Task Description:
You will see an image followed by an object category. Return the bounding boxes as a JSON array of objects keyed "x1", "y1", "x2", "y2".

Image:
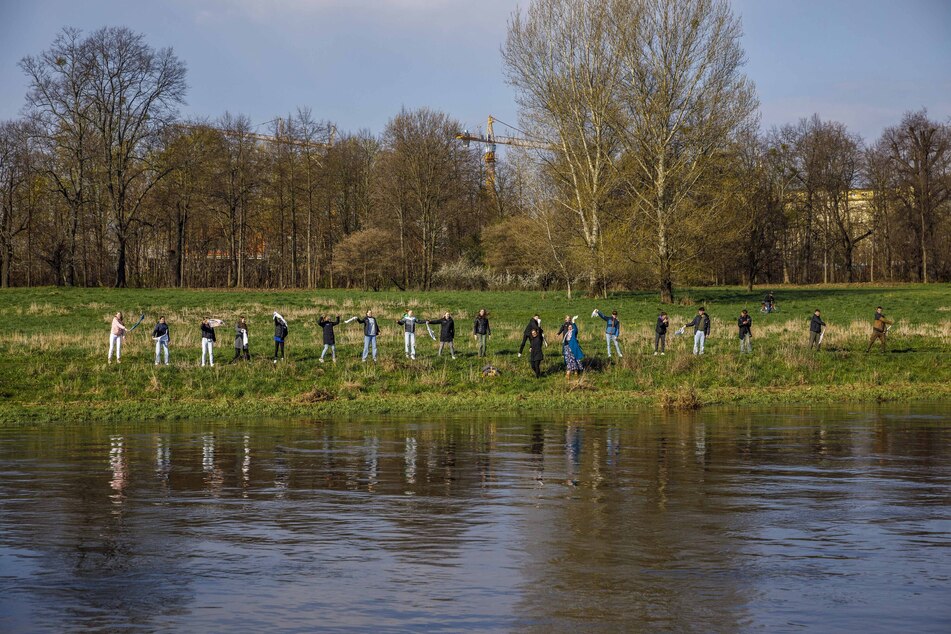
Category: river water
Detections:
[{"x1": 1, "y1": 406, "x2": 949, "y2": 633}]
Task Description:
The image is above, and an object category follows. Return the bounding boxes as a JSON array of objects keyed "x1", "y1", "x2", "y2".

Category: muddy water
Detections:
[{"x1": 1, "y1": 406, "x2": 949, "y2": 632}]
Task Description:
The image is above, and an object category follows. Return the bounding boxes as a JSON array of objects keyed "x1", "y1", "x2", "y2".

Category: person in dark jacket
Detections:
[
  {"x1": 231, "y1": 317, "x2": 250, "y2": 362},
  {"x1": 152, "y1": 316, "x2": 170, "y2": 366},
  {"x1": 428, "y1": 311, "x2": 457, "y2": 358},
  {"x1": 318, "y1": 315, "x2": 340, "y2": 363},
  {"x1": 200, "y1": 318, "x2": 216, "y2": 367},
  {"x1": 272, "y1": 312, "x2": 288, "y2": 363},
  {"x1": 738, "y1": 309, "x2": 752, "y2": 354},
  {"x1": 356, "y1": 310, "x2": 380, "y2": 362},
  {"x1": 528, "y1": 327, "x2": 544, "y2": 378},
  {"x1": 683, "y1": 307, "x2": 711, "y2": 355},
  {"x1": 518, "y1": 314, "x2": 543, "y2": 357},
  {"x1": 654, "y1": 311, "x2": 669, "y2": 355},
  {"x1": 397, "y1": 309, "x2": 423, "y2": 360},
  {"x1": 809, "y1": 309, "x2": 826, "y2": 350},
  {"x1": 866, "y1": 306, "x2": 893, "y2": 353},
  {"x1": 473, "y1": 309, "x2": 491, "y2": 358},
  {"x1": 595, "y1": 309, "x2": 623, "y2": 358}
]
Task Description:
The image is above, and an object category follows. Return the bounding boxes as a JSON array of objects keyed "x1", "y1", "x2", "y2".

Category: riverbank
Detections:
[{"x1": 1, "y1": 285, "x2": 949, "y2": 422}]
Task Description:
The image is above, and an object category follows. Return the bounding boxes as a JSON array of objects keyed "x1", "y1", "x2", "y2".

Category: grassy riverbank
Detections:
[{"x1": 1, "y1": 285, "x2": 949, "y2": 422}]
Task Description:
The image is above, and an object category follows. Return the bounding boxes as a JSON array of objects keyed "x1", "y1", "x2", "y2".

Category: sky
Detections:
[{"x1": 1, "y1": 0, "x2": 949, "y2": 142}]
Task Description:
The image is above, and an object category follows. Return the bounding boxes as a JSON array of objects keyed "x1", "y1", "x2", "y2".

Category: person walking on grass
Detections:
[
  {"x1": 397, "y1": 310, "x2": 422, "y2": 360},
  {"x1": 528, "y1": 327, "x2": 544, "y2": 378},
  {"x1": 272, "y1": 312, "x2": 288, "y2": 364},
  {"x1": 108, "y1": 312, "x2": 127, "y2": 364},
  {"x1": 654, "y1": 311, "x2": 669, "y2": 356},
  {"x1": 561, "y1": 318, "x2": 584, "y2": 379},
  {"x1": 318, "y1": 315, "x2": 340, "y2": 363},
  {"x1": 473, "y1": 309, "x2": 491, "y2": 358},
  {"x1": 594, "y1": 309, "x2": 623, "y2": 358},
  {"x1": 738, "y1": 309, "x2": 752, "y2": 354},
  {"x1": 518, "y1": 314, "x2": 543, "y2": 357},
  {"x1": 200, "y1": 318, "x2": 216, "y2": 367},
  {"x1": 809, "y1": 309, "x2": 826, "y2": 350},
  {"x1": 684, "y1": 307, "x2": 711, "y2": 355},
  {"x1": 866, "y1": 306, "x2": 894, "y2": 353},
  {"x1": 152, "y1": 316, "x2": 170, "y2": 366},
  {"x1": 354, "y1": 310, "x2": 380, "y2": 362},
  {"x1": 428, "y1": 311, "x2": 457, "y2": 358},
  {"x1": 232, "y1": 317, "x2": 250, "y2": 362}
]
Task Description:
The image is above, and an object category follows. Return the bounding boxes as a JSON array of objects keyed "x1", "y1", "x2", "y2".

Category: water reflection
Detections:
[{"x1": 0, "y1": 406, "x2": 950, "y2": 632}]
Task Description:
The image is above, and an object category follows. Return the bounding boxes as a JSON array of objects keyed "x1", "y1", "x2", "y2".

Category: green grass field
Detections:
[{"x1": 0, "y1": 285, "x2": 949, "y2": 422}]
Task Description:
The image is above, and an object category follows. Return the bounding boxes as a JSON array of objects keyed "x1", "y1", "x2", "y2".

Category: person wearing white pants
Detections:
[
  {"x1": 683, "y1": 307, "x2": 711, "y2": 355},
  {"x1": 152, "y1": 316, "x2": 170, "y2": 365},
  {"x1": 108, "y1": 312, "x2": 127, "y2": 364},
  {"x1": 200, "y1": 318, "x2": 216, "y2": 366}
]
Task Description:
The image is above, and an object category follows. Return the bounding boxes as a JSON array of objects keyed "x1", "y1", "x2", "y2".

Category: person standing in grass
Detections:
[
  {"x1": 561, "y1": 318, "x2": 584, "y2": 379},
  {"x1": 318, "y1": 315, "x2": 340, "y2": 363},
  {"x1": 738, "y1": 309, "x2": 752, "y2": 354},
  {"x1": 108, "y1": 312, "x2": 127, "y2": 364},
  {"x1": 200, "y1": 318, "x2": 216, "y2": 367},
  {"x1": 595, "y1": 309, "x2": 623, "y2": 358},
  {"x1": 528, "y1": 327, "x2": 544, "y2": 378},
  {"x1": 518, "y1": 314, "x2": 543, "y2": 357},
  {"x1": 654, "y1": 311, "x2": 669, "y2": 356},
  {"x1": 272, "y1": 312, "x2": 288, "y2": 363},
  {"x1": 473, "y1": 309, "x2": 491, "y2": 358},
  {"x1": 397, "y1": 310, "x2": 422, "y2": 360},
  {"x1": 428, "y1": 311, "x2": 457, "y2": 358},
  {"x1": 809, "y1": 309, "x2": 826, "y2": 350},
  {"x1": 684, "y1": 307, "x2": 711, "y2": 355},
  {"x1": 355, "y1": 310, "x2": 380, "y2": 362},
  {"x1": 866, "y1": 306, "x2": 894, "y2": 353},
  {"x1": 232, "y1": 317, "x2": 250, "y2": 362},
  {"x1": 152, "y1": 316, "x2": 170, "y2": 366}
]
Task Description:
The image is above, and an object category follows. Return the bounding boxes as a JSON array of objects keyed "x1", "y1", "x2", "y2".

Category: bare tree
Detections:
[
  {"x1": 881, "y1": 110, "x2": 951, "y2": 282},
  {"x1": 612, "y1": 0, "x2": 757, "y2": 302},
  {"x1": 504, "y1": 0, "x2": 623, "y2": 297}
]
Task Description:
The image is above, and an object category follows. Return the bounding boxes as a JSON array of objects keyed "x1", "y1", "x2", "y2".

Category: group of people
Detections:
[{"x1": 105, "y1": 303, "x2": 899, "y2": 375}]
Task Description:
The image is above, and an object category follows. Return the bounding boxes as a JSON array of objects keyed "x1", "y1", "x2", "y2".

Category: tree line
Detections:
[{"x1": 1, "y1": 1, "x2": 949, "y2": 301}]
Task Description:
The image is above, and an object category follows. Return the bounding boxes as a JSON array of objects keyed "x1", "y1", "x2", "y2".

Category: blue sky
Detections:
[{"x1": 1, "y1": 0, "x2": 949, "y2": 141}]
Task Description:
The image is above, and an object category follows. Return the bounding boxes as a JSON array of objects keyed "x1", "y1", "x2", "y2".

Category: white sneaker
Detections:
[
  {"x1": 654, "y1": 352, "x2": 658, "y2": 356},
  {"x1": 661, "y1": 352, "x2": 665, "y2": 356},
  {"x1": 451, "y1": 355, "x2": 457, "y2": 359},
  {"x1": 411, "y1": 355, "x2": 415, "y2": 360},
  {"x1": 319, "y1": 358, "x2": 325, "y2": 363}
]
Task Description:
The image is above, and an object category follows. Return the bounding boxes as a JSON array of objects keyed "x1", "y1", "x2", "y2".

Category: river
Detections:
[{"x1": 1, "y1": 405, "x2": 949, "y2": 632}]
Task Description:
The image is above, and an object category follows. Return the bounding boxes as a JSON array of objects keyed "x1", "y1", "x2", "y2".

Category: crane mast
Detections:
[{"x1": 455, "y1": 115, "x2": 551, "y2": 189}]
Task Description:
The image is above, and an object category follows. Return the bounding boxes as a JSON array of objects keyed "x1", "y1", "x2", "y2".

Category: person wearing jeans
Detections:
[
  {"x1": 684, "y1": 307, "x2": 711, "y2": 355},
  {"x1": 108, "y1": 312, "x2": 127, "y2": 364},
  {"x1": 356, "y1": 311, "x2": 380, "y2": 362},
  {"x1": 397, "y1": 310, "x2": 422, "y2": 359},
  {"x1": 595, "y1": 309, "x2": 622, "y2": 358},
  {"x1": 200, "y1": 318, "x2": 216, "y2": 366},
  {"x1": 152, "y1": 316, "x2": 170, "y2": 365}
]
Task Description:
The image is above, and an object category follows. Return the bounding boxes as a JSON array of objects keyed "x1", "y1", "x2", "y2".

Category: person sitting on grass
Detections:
[
  {"x1": 866, "y1": 306, "x2": 894, "y2": 353},
  {"x1": 232, "y1": 317, "x2": 250, "y2": 363},
  {"x1": 318, "y1": 315, "x2": 340, "y2": 363},
  {"x1": 809, "y1": 309, "x2": 826, "y2": 351},
  {"x1": 738, "y1": 309, "x2": 752, "y2": 354},
  {"x1": 108, "y1": 312, "x2": 127, "y2": 364},
  {"x1": 561, "y1": 318, "x2": 585, "y2": 380},
  {"x1": 528, "y1": 327, "x2": 544, "y2": 378},
  {"x1": 152, "y1": 316, "x2": 170, "y2": 366},
  {"x1": 428, "y1": 311, "x2": 457, "y2": 359},
  {"x1": 683, "y1": 307, "x2": 711, "y2": 355}
]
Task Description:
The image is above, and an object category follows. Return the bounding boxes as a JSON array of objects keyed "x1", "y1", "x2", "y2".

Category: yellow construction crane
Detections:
[{"x1": 456, "y1": 115, "x2": 550, "y2": 189}]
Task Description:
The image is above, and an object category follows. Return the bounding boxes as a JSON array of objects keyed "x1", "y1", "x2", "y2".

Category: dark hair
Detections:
[
  {"x1": 699, "y1": 307, "x2": 706, "y2": 312},
  {"x1": 876, "y1": 306, "x2": 883, "y2": 310},
  {"x1": 741, "y1": 309, "x2": 748, "y2": 315},
  {"x1": 660, "y1": 311, "x2": 667, "y2": 316},
  {"x1": 611, "y1": 310, "x2": 618, "y2": 316},
  {"x1": 815, "y1": 308, "x2": 821, "y2": 313}
]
